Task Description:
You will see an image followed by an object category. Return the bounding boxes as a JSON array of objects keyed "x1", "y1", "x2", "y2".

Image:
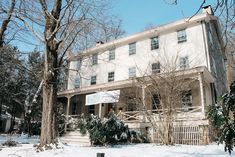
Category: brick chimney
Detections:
[{"x1": 202, "y1": 5, "x2": 214, "y2": 15}]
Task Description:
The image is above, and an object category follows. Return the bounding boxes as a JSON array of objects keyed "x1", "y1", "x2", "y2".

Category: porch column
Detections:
[
  {"x1": 65, "y1": 95, "x2": 72, "y2": 132},
  {"x1": 198, "y1": 72, "x2": 205, "y2": 118},
  {"x1": 142, "y1": 85, "x2": 146, "y2": 108},
  {"x1": 99, "y1": 103, "x2": 102, "y2": 118}
]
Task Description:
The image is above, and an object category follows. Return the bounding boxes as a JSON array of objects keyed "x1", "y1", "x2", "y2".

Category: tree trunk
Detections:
[
  {"x1": 0, "y1": 0, "x2": 15, "y2": 47},
  {"x1": 39, "y1": 47, "x2": 58, "y2": 147}
]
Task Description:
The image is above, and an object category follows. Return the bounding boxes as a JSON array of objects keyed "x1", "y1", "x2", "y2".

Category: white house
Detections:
[{"x1": 58, "y1": 6, "x2": 227, "y2": 145}]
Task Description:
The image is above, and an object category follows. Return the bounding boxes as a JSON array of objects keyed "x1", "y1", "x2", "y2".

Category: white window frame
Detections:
[
  {"x1": 109, "y1": 49, "x2": 115, "y2": 61},
  {"x1": 179, "y1": 56, "x2": 189, "y2": 69},
  {"x1": 177, "y1": 29, "x2": 187, "y2": 43},
  {"x1": 92, "y1": 54, "x2": 98, "y2": 65},
  {"x1": 90, "y1": 75, "x2": 97, "y2": 85},
  {"x1": 151, "y1": 36, "x2": 159, "y2": 50},
  {"x1": 128, "y1": 67, "x2": 136, "y2": 78},
  {"x1": 181, "y1": 90, "x2": 192, "y2": 111},
  {"x1": 152, "y1": 62, "x2": 161, "y2": 73},
  {"x1": 129, "y1": 42, "x2": 136, "y2": 55},
  {"x1": 108, "y1": 71, "x2": 115, "y2": 82},
  {"x1": 74, "y1": 78, "x2": 80, "y2": 88}
]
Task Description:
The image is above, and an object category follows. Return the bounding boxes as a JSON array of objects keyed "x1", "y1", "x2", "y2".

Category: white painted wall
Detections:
[{"x1": 68, "y1": 23, "x2": 208, "y2": 90}]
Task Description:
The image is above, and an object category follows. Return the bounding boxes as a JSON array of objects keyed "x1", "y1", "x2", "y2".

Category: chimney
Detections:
[
  {"x1": 202, "y1": 5, "x2": 214, "y2": 15},
  {"x1": 96, "y1": 41, "x2": 104, "y2": 46}
]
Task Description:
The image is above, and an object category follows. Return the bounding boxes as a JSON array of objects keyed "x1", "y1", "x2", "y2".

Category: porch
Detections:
[{"x1": 58, "y1": 66, "x2": 215, "y2": 144}]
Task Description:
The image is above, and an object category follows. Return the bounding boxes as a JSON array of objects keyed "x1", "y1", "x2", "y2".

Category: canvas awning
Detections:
[{"x1": 85, "y1": 90, "x2": 120, "y2": 106}]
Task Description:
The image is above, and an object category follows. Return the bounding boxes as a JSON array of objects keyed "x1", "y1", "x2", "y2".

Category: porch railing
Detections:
[{"x1": 117, "y1": 106, "x2": 203, "y2": 123}]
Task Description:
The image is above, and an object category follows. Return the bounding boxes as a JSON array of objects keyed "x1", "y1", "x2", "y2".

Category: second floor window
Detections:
[
  {"x1": 151, "y1": 36, "x2": 159, "y2": 50},
  {"x1": 90, "y1": 75, "x2": 97, "y2": 85},
  {"x1": 92, "y1": 54, "x2": 98, "y2": 65},
  {"x1": 179, "y1": 56, "x2": 189, "y2": 69},
  {"x1": 74, "y1": 78, "x2": 80, "y2": 88},
  {"x1": 109, "y1": 49, "x2": 115, "y2": 61},
  {"x1": 177, "y1": 29, "x2": 187, "y2": 43},
  {"x1": 129, "y1": 42, "x2": 136, "y2": 55},
  {"x1": 108, "y1": 72, "x2": 115, "y2": 82},
  {"x1": 152, "y1": 62, "x2": 161, "y2": 73},
  {"x1": 129, "y1": 67, "x2": 136, "y2": 78}
]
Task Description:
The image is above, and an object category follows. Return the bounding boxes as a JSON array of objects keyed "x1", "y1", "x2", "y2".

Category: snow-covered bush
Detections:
[
  {"x1": 207, "y1": 81, "x2": 235, "y2": 154},
  {"x1": 78, "y1": 112, "x2": 149, "y2": 146}
]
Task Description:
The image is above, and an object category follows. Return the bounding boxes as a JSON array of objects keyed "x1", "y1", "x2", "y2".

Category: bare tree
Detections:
[
  {"x1": 0, "y1": 0, "x2": 16, "y2": 47},
  {"x1": 12, "y1": 0, "x2": 123, "y2": 149}
]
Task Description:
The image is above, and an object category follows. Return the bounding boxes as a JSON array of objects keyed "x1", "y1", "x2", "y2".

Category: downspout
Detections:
[{"x1": 201, "y1": 20, "x2": 211, "y2": 72}]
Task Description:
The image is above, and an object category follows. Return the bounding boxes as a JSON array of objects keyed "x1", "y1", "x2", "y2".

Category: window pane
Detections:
[
  {"x1": 177, "y1": 29, "x2": 187, "y2": 43},
  {"x1": 92, "y1": 54, "x2": 98, "y2": 65},
  {"x1": 181, "y1": 90, "x2": 192, "y2": 111},
  {"x1": 90, "y1": 75, "x2": 96, "y2": 85},
  {"x1": 74, "y1": 78, "x2": 80, "y2": 88},
  {"x1": 129, "y1": 42, "x2": 136, "y2": 55},
  {"x1": 108, "y1": 72, "x2": 115, "y2": 82},
  {"x1": 109, "y1": 49, "x2": 115, "y2": 61},
  {"x1": 152, "y1": 62, "x2": 160, "y2": 73},
  {"x1": 179, "y1": 56, "x2": 189, "y2": 69},
  {"x1": 129, "y1": 67, "x2": 136, "y2": 78},
  {"x1": 151, "y1": 37, "x2": 159, "y2": 50}
]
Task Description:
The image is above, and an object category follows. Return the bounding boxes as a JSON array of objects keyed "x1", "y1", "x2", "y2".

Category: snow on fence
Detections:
[{"x1": 151, "y1": 125, "x2": 208, "y2": 145}]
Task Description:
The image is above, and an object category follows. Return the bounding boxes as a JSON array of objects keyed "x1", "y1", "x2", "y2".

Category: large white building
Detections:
[{"x1": 58, "y1": 6, "x2": 227, "y2": 145}]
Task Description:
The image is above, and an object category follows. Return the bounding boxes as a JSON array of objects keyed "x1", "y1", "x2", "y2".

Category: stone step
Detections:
[
  {"x1": 61, "y1": 137, "x2": 90, "y2": 142},
  {"x1": 61, "y1": 139, "x2": 90, "y2": 146}
]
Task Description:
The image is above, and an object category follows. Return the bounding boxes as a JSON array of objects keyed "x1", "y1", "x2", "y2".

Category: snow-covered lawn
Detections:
[{"x1": 0, "y1": 135, "x2": 233, "y2": 157}]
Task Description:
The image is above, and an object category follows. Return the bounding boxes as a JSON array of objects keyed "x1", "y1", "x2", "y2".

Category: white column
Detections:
[
  {"x1": 142, "y1": 85, "x2": 146, "y2": 108},
  {"x1": 99, "y1": 103, "x2": 102, "y2": 118},
  {"x1": 199, "y1": 73, "x2": 205, "y2": 118},
  {"x1": 65, "y1": 95, "x2": 72, "y2": 132}
]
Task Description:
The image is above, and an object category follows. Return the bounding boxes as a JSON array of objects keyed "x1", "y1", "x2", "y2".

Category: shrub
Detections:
[{"x1": 78, "y1": 112, "x2": 149, "y2": 146}]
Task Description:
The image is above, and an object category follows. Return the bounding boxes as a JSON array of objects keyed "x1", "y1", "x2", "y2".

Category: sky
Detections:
[
  {"x1": 113, "y1": 0, "x2": 215, "y2": 35},
  {"x1": 15, "y1": 0, "x2": 216, "y2": 53}
]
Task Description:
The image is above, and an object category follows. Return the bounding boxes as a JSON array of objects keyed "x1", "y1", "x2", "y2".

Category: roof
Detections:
[{"x1": 68, "y1": 13, "x2": 218, "y2": 61}]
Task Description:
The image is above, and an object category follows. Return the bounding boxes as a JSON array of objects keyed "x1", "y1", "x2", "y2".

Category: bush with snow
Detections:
[
  {"x1": 207, "y1": 81, "x2": 235, "y2": 154},
  {"x1": 78, "y1": 112, "x2": 149, "y2": 146}
]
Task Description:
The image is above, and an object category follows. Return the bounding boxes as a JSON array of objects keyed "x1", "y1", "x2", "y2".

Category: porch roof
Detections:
[{"x1": 57, "y1": 66, "x2": 215, "y2": 97}]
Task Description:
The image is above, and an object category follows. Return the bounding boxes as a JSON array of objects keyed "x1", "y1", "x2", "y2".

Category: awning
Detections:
[{"x1": 85, "y1": 90, "x2": 120, "y2": 106}]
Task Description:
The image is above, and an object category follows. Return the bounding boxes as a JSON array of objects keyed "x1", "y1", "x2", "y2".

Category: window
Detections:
[
  {"x1": 151, "y1": 36, "x2": 159, "y2": 50},
  {"x1": 129, "y1": 67, "x2": 136, "y2": 78},
  {"x1": 152, "y1": 94, "x2": 160, "y2": 110},
  {"x1": 109, "y1": 49, "x2": 115, "y2": 61},
  {"x1": 129, "y1": 42, "x2": 136, "y2": 55},
  {"x1": 88, "y1": 105, "x2": 95, "y2": 114},
  {"x1": 108, "y1": 72, "x2": 115, "y2": 82},
  {"x1": 152, "y1": 62, "x2": 161, "y2": 73},
  {"x1": 181, "y1": 90, "x2": 192, "y2": 111},
  {"x1": 74, "y1": 78, "x2": 80, "y2": 88},
  {"x1": 179, "y1": 56, "x2": 189, "y2": 69},
  {"x1": 90, "y1": 75, "x2": 97, "y2": 85},
  {"x1": 177, "y1": 29, "x2": 187, "y2": 43},
  {"x1": 92, "y1": 54, "x2": 98, "y2": 65},
  {"x1": 77, "y1": 60, "x2": 81, "y2": 70}
]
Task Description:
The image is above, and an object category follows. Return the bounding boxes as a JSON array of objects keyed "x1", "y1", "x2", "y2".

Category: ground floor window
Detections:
[
  {"x1": 88, "y1": 105, "x2": 95, "y2": 114},
  {"x1": 181, "y1": 90, "x2": 192, "y2": 111},
  {"x1": 152, "y1": 94, "x2": 160, "y2": 110}
]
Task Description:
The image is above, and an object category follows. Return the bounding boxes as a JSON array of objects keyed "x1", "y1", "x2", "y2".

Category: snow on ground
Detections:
[{"x1": 0, "y1": 135, "x2": 233, "y2": 157}]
